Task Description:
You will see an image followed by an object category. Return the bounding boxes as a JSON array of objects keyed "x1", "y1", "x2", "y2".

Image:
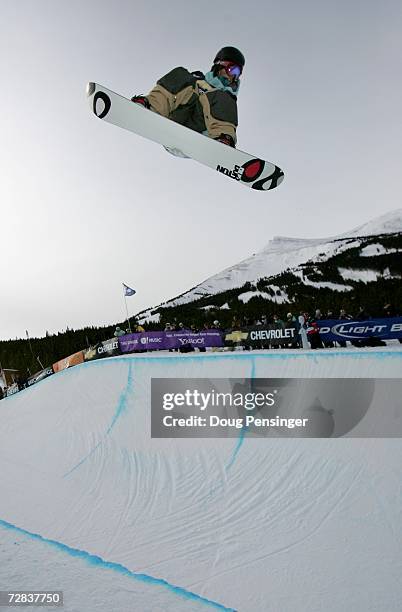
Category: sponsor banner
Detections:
[
  {"x1": 53, "y1": 350, "x2": 84, "y2": 373},
  {"x1": 151, "y1": 378, "x2": 402, "y2": 438},
  {"x1": 119, "y1": 330, "x2": 223, "y2": 353},
  {"x1": 6, "y1": 383, "x2": 19, "y2": 397},
  {"x1": 317, "y1": 317, "x2": 402, "y2": 342},
  {"x1": 83, "y1": 338, "x2": 120, "y2": 361},
  {"x1": 119, "y1": 331, "x2": 165, "y2": 353},
  {"x1": 28, "y1": 366, "x2": 54, "y2": 387},
  {"x1": 83, "y1": 345, "x2": 99, "y2": 361},
  {"x1": 225, "y1": 324, "x2": 298, "y2": 347},
  {"x1": 165, "y1": 330, "x2": 223, "y2": 349}
]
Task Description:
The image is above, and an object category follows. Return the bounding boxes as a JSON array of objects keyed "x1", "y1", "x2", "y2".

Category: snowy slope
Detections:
[
  {"x1": 138, "y1": 208, "x2": 402, "y2": 319},
  {"x1": 1, "y1": 350, "x2": 402, "y2": 611},
  {"x1": 340, "y1": 208, "x2": 402, "y2": 239}
]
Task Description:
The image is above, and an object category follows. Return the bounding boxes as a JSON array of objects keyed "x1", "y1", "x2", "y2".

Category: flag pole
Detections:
[
  {"x1": 124, "y1": 294, "x2": 132, "y2": 333},
  {"x1": 122, "y1": 283, "x2": 137, "y2": 333},
  {"x1": 26, "y1": 330, "x2": 37, "y2": 364}
]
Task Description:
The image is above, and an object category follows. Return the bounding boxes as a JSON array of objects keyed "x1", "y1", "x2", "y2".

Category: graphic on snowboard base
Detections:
[{"x1": 87, "y1": 82, "x2": 284, "y2": 192}]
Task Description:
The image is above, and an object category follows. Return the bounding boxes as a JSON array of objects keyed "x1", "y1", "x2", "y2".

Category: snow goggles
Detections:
[{"x1": 217, "y1": 60, "x2": 243, "y2": 80}]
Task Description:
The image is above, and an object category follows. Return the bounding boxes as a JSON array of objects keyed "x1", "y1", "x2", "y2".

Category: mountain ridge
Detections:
[{"x1": 138, "y1": 208, "x2": 402, "y2": 323}]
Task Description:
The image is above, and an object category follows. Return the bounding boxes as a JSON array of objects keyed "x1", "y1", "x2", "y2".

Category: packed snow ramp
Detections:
[{"x1": 1, "y1": 350, "x2": 402, "y2": 611}]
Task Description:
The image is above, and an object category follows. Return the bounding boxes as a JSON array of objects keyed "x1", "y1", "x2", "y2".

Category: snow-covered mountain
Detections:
[{"x1": 138, "y1": 209, "x2": 402, "y2": 322}]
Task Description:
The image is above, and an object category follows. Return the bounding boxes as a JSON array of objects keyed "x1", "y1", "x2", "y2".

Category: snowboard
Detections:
[{"x1": 86, "y1": 82, "x2": 284, "y2": 191}]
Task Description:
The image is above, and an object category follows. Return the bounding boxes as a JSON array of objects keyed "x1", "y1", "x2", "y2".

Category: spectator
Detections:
[
  {"x1": 114, "y1": 326, "x2": 125, "y2": 337},
  {"x1": 336, "y1": 309, "x2": 352, "y2": 348},
  {"x1": 178, "y1": 322, "x2": 193, "y2": 353},
  {"x1": 315, "y1": 309, "x2": 333, "y2": 348},
  {"x1": 272, "y1": 313, "x2": 284, "y2": 326},
  {"x1": 23, "y1": 371, "x2": 29, "y2": 389},
  {"x1": 164, "y1": 322, "x2": 176, "y2": 352},
  {"x1": 285, "y1": 312, "x2": 299, "y2": 348},
  {"x1": 231, "y1": 315, "x2": 241, "y2": 330},
  {"x1": 271, "y1": 314, "x2": 285, "y2": 348},
  {"x1": 17, "y1": 375, "x2": 24, "y2": 392},
  {"x1": 339, "y1": 308, "x2": 352, "y2": 320},
  {"x1": 298, "y1": 314, "x2": 310, "y2": 349},
  {"x1": 383, "y1": 303, "x2": 396, "y2": 317},
  {"x1": 306, "y1": 316, "x2": 324, "y2": 350},
  {"x1": 356, "y1": 306, "x2": 370, "y2": 320}
]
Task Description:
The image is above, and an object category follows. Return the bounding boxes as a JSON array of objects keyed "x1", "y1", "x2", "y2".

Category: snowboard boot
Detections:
[
  {"x1": 214, "y1": 133, "x2": 235, "y2": 148},
  {"x1": 130, "y1": 95, "x2": 151, "y2": 109}
]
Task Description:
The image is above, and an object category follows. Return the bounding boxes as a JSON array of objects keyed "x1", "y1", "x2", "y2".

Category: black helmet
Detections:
[{"x1": 213, "y1": 46, "x2": 245, "y2": 68}]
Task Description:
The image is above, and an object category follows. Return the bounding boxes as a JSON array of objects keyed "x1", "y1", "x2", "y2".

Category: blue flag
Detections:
[{"x1": 123, "y1": 283, "x2": 136, "y2": 297}]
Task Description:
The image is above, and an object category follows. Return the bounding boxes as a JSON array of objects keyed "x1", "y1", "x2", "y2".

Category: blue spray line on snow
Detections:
[
  {"x1": 106, "y1": 360, "x2": 134, "y2": 434},
  {"x1": 0, "y1": 519, "x2": 235, "y2": 611},
  {"x1": 63, "y1": 440, "x2": 103, "y2": 477},
  {"x1": 63, "y1": 353, "x2": 258, "y2": 478},
  {"x1": 225, "y1": 357, "x2": 256, "y2": 472},
  {"x1": 63, "y1": 361, "x2": 134, "y2": 477}
]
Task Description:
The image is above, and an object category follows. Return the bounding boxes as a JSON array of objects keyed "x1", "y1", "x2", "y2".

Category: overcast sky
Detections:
[{"x1": 1, "y1": 0, "x2": 401, "y2": 340}]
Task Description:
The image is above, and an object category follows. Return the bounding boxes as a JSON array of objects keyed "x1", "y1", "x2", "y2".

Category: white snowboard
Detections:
[{"x1": 87, "y1": 82, "x2": 284, "y2": 192}]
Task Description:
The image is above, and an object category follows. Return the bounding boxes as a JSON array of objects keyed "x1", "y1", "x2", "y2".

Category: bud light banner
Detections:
[
  {"x1": 84, "y1": 338, "x2": 120, "y2": 361},
  {"x1": 317, "y1": 317, "x2": 402, "y2": 342},
  {"x1": 119, "y1": 330, "x2": 223, "y2": 353}
]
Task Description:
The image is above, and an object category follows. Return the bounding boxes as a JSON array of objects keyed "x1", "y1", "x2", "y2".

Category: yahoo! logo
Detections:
[{"x1": 178, "y1": 337, "x2": 205, "y2": 345}]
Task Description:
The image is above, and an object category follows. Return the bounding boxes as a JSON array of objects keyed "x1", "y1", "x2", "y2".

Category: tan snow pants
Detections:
[{"x1": 146, "y1": 80, "x2": 237, "y2": 143}]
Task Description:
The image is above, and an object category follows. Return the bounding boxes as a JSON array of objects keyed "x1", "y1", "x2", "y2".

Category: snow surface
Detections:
[
  {"x1": 293, "y1": 269, "x2": 353, "y2": 292},
  {"x1": 1, "y1": 350, "x2": 402, "y2": 611},
  {"x1": 340, "y1": 208, "x2": 402, "y2": 239},
  {"x1": 338, "y1": 267, "x2": 379, "y2": 283},
  {"x1": 337, "y1": 267, "x2": 401, "y2": 282},
  {"x1": 360, "y1": 243, "x2": 402, "y2": 257},
  {"x1": 237, "y1": 290, "x2": 271, "y2": 303},
  {"x1": 238, "y1": 288, "x2": 290, "y2": 305}
]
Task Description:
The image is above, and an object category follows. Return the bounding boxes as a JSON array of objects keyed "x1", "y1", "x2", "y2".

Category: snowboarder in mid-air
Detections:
[
  {"x1": 87, "y1": 45, "x2": 284, "y2": 190},
  {"x1": 131, "y1": 46, "x2": 245, "y2": 148}
]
